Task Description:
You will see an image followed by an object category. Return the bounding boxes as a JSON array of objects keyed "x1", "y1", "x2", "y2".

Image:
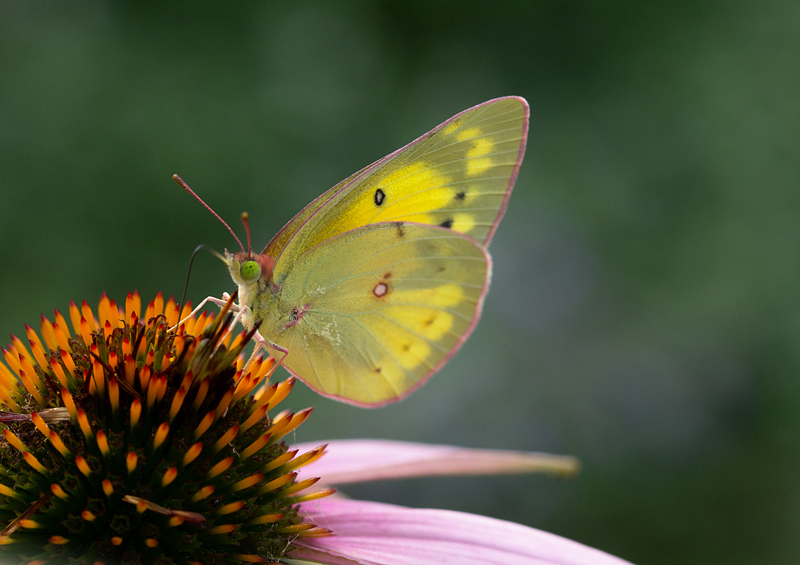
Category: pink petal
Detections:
[
  {"x1": 292, "y1": 498, "x2": 632, "y2": 565},
  {"x1": 293, "y1": 440, "x2": 579, "y2": 485}
]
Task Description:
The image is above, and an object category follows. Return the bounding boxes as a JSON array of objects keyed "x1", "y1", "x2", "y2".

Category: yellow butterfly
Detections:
[{"x1": 178, "y1": 96, "x2": 529, "y2": 407}]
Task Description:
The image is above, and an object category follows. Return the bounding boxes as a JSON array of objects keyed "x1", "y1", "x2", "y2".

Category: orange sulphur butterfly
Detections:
[{"x1": 178, "y1": 96, "x2": 528, "y2": 407}]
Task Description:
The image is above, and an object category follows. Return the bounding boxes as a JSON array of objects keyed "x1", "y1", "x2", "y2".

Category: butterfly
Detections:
[{"x1": 177, "y1": 96, "x2": 529, "y2": 407}]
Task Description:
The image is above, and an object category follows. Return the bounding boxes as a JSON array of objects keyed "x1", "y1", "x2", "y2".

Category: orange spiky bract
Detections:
[{"x1": 0, "y1": 292, "x2": 329, "y2": 564}]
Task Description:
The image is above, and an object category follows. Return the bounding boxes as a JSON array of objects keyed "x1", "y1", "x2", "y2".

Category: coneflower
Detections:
[{"x1": 0, "y1": 291, "x2": 331, "y2": 564}]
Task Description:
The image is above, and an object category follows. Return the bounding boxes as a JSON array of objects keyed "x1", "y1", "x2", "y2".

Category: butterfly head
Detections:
[{"x1": 225, "y1": 251, "x2": 275, "y2": 288}]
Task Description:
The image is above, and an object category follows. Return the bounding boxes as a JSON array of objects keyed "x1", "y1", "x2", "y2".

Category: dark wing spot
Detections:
[
  {"x1": 455, "y1": 191, "x2": 466, "y2": 201},
  {"x1": 374, "y1": 188, "x2": 386, "y2": 206},
  {"x1": 394, "y1": 223, "x2": 406, "y2": 238},
  {"x1": 374, "y1": 366, "x2": 382, "y2": 373},
  {"x1": 439, "y1": 218, "x2": 454, "y2": 229},
  {"x1": 424, "y1": 316, "x2": 437, "y2": 326},
  {"x1": 383, "y1": 272, "x2": 392, "y2": 279},
  {"x1": 285, "y1": 304, "x2": 311, "y2": 329},
  {"x1": 436, "y1": 265, "x2": 446, "y2": 273},
  {"x1": 402, "y1": 343, "x2": 411, "y2": 352},
  {"x1": 373, "y1": 281, "x2": 390, "y2": 298}
]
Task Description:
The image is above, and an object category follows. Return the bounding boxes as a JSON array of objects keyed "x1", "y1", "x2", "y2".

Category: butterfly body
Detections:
[{"x1": 217, "y1": 96, "x2": 529, "y2": 407}]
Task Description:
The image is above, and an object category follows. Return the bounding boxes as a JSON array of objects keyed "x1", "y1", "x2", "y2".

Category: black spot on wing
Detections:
[
  {"x1": 439, "y1": 218, "x2": 454, "y2": 229},
  {"x1": 455, "y1": 191, "x2": 466, "y2": 201},
  {"x1": 374, "y1": 188, "x2": 386, "y2": 206},
  {"x1": 394, "y1": 222, "x2": 406, "y2": 239}
]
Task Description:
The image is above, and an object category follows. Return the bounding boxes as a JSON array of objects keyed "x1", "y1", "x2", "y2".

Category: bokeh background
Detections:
[{"x1": 1, "y1": 2, "x2": 798, "y2": 563}]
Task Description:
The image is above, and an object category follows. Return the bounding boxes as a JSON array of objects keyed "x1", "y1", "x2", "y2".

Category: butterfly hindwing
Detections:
[{"x1": 255, "y1": 222, "x2": 490, "y2": 406}]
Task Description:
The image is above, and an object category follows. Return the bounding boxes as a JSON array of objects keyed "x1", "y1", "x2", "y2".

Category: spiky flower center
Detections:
[{"x1": 0, "y1": 292, "x2": 331, "y2": 564}]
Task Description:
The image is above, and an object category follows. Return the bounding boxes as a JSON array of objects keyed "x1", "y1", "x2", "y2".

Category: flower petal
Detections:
[
  {"x1": 292, "y1": 498, "x2": 631, "y2": 565},
  {"x1": 293, "y1": 440, "x2": 578, "y2": 485}
]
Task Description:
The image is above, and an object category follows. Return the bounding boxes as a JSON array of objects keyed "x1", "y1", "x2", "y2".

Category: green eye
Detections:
[{"x1": 240, "y1": 260, "x2": 261, "y2": 282}]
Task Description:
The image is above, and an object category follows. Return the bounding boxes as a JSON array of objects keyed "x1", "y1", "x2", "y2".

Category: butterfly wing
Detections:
[
  {"x1": 267, "y1": 96, "x2": 528, "y2": 285},
  {"x1": 256, "y1": 221, "x2": 490, "y2": 407}
]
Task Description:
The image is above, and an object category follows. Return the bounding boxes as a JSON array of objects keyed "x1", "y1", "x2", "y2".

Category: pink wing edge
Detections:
[{"x1": 278, "y1": 222, "x2": 494, "y2": 408}]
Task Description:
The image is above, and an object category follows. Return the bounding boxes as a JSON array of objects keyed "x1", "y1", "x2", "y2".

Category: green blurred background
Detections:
[{"x1": 1, "y1": 2, "x2": 798, "y2": 563}]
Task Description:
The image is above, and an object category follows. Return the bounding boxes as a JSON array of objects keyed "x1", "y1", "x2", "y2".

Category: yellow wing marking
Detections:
[
  {"x1": 308, "y1": 160, "x2": 453, "y2": 244},
  {"x1": 455, "y1": 127, "x2": 479, "y2": 142},
  {"x1": 382, "y1": 335, "x2": 432, "y2": 371},
  {"x1": 392, "y1": 283, "x2": 463, "y2": 308},
  {"x1": 451, "y1": 213, "x2": 476, "y2": 234},
  {"x1": 382, "y1": 305, "x2": 455, "y2": 342},
  {"x1": 465, "y1": 137, "x2": 494, "y2": 176},
  {"x1": 378, "y1": 161, "x2": 450, "y2": 201},
  {"x1": 372, "y1": 161, "x2": 452, "y2": 225},
  {"x1": 441, "y1": 121, "x2": 461, "y2": 136}
]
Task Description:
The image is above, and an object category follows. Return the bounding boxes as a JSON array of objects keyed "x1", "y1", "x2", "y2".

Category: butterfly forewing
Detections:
[
  {"x1": 259, "y1": 222, "x2": 490, "y2": 406},
  {"x1": 270, "y1": 97, "x2": 528, "y2": 285}
]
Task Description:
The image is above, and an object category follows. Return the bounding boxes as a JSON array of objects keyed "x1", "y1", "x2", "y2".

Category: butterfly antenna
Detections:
[
  {"x1": 173, "y1": 174, "x2": 245, "y2": 253},
  {"x1": 180, "y1": 244, "x2": 226, "y2": 312},
  {"x1": 241, "y1": 212, "x2": 253, "y2": 257}
]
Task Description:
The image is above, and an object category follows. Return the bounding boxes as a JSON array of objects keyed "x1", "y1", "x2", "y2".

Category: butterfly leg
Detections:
[
  {"x1": 214, "y1": 301, "x2": 289, "y2": 371},
  {"x1": 243, "y1": 327, "x2": 289, "y2": 370},
  {"x1": 173, "y1": 294, "x2": 239, "y2": 331},
  {"x1": 234, "y1": 326, "x2": 290, "y2": 386}
]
